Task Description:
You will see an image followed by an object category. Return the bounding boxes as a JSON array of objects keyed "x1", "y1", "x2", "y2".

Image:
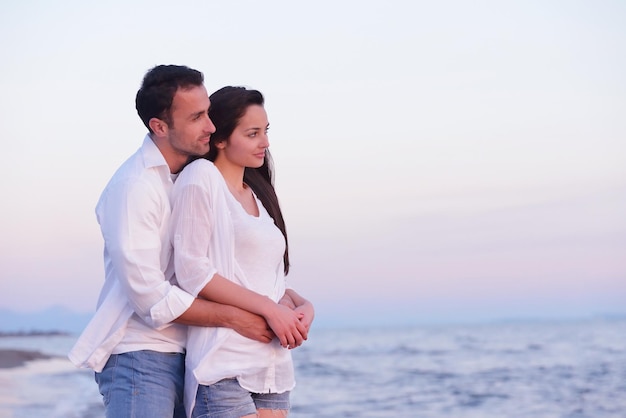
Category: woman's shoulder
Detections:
[
  {"x1": 186, "y1": 158, "x2": 218, "y2": 172},
  {"x1": 174, "y1": 158, "x2": 226, "y2": 195},
  {"x1": 179, "y1": 158, "x2": 220, "y2": 180}
]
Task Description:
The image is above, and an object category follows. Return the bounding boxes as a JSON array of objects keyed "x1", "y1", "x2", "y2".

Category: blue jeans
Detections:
[
  {"x1": 95, "y1": 350, "x2": 185, "y2": 418},
  {"x1": 193, "y1": 378, "x2": 290, "y2": 418}
]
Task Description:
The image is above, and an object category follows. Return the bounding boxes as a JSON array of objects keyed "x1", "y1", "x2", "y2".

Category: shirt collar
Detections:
[{"x1": 141, "y1": 134, "x2": 170, "y2": 171}]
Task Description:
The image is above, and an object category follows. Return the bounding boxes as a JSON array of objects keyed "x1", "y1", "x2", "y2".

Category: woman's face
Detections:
[{"x1": 219, "y1": 104, "x2": 269, "y2": 169}]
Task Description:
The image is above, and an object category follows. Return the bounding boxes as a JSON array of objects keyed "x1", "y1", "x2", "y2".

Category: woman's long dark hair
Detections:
[{"x1": 207, "y1": 86, "x2": 289, "y2": 274}]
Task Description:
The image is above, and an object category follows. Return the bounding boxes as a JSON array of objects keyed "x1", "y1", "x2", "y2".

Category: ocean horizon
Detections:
[{"x1": 1, "y1": 316, "x2": 625, "y2": 417}]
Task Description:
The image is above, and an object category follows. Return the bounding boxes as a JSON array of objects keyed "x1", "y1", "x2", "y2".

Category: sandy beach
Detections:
[
  {"x1": 0, "y1": 347, "x2": 89, "y2": 417},
  {"x1": 0, "y1": 349, "x2": 52, "y2": 369},
  {"x1": 0, "y1": 334, "x2": 104, "y2": 417}
]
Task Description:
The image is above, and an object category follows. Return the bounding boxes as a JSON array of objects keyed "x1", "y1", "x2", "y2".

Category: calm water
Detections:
[{"x1": 0, "y1": 318, "x2": 624, "y2": 417}]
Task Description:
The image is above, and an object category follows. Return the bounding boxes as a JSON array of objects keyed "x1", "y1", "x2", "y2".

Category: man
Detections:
[{"x1": 69, "y1": 65, "x2": 280, "y2": 418}]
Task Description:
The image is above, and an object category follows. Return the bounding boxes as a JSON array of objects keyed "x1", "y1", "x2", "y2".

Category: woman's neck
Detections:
[{"x1": 214, "y1": 159, "x2": 246, "y2": 192}]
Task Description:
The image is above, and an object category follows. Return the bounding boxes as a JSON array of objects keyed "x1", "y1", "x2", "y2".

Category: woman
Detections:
[{"x1": 170, "y1": 86, "x2": 314, "y2": 418}]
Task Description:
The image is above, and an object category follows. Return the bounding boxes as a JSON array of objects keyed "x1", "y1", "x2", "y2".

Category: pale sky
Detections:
[{"x1": 1, "y1": 0, "x2": 625, "y2": 327}]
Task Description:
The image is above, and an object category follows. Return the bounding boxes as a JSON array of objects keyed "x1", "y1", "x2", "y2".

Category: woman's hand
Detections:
[
  {"x1": 294, "y1": 300, "x2": 315, "y2": 333},
  {"x1": 277, "y1": 290, "x2": 315, "y2": 348},
  {"x1": 264, "y1": 302, "x2": 307, "y2": 348}
]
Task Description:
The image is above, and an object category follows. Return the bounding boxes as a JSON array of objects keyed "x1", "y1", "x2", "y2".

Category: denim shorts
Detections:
[
  {"x1": 95, "y1": 350, "x2": 185, "y2": 418},
  {"x1": 192, "y1": 378, "x2": 290, "y2": 418}
]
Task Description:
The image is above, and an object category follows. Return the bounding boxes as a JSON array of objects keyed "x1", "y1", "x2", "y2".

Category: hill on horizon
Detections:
[{"x1": 0, "y1": 306, "x2": 92, "y2": 335}]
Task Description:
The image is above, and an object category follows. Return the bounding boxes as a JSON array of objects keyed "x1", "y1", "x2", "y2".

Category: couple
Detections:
[{"x1": 69, "y1": 65, "x2": 314, "y2": 418}]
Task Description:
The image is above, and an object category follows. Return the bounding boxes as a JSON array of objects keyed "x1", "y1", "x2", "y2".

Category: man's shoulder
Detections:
[
  {"x1": 105, "y1": 149, "x2": 149, "y2": 186},
  {"x1": 99, "y1": 147, "x2": 166, "y2": 202},
  {"x1": 106, "y1": 135, "x2": 166, "y2": 179}
]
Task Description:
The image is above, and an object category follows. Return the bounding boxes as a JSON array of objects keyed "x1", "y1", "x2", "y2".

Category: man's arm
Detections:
[
  {"x1": 99, "y1": 177, "x2": 195, "y2": 329},
  {"x1": 174, "y1": 298, "x2": 274, "y2": 343}
]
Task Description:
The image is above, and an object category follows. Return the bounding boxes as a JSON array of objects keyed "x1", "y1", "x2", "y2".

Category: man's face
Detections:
[{"x1": 166, "y1": 85, "x2": 215, "y2": 159}]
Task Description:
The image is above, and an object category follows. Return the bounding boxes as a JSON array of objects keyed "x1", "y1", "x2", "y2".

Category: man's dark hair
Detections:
[{"x1": 135, "y1": 65, "x2": 204, "y2": 132}]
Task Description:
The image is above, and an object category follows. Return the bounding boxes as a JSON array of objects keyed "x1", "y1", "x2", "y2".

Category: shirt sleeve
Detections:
[
  {"x1": 170, "y1": 166, "x2": 220, "y2": 298},
  {"x1": 98, "y1": 176, "x2": 194, "y2": 330}
]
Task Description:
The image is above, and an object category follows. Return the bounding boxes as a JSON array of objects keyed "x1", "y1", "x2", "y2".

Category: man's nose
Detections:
[{"x1": 206, "y1": 115, "x2": 216, "y2": 133}]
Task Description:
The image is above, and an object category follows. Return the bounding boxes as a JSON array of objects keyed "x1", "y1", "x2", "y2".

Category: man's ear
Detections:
[{"x1": 149, "y1": 117, "x2": 168, "y2": 137}]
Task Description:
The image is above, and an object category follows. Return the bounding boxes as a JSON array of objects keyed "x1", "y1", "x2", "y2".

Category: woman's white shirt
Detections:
[{"x1": 170, "y1": 159, "x2": 294, "y2": 415}]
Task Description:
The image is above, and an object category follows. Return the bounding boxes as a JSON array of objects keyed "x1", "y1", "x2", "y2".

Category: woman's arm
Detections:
[
  {"x1": 174, "y1": 298, "x2": 274, "y2": 343},
  {"x1": 196, "y1": 274, "x2": 307, "y2": 348},
  {"x1": 170, "y1": 163, "x2": 306, "y2": 348}
]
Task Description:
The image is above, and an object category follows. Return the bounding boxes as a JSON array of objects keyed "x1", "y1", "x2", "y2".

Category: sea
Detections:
[{"x1": 0, "y1": 317, "x2": 624, "y2": 418}]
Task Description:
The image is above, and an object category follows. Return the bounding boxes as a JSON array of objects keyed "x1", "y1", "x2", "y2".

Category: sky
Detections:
[{"x1": 1, "y1": 0, "x2": 625, "y2": 327}]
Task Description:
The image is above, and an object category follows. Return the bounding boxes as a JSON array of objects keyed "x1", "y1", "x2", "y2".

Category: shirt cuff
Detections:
[
  {"x1": 189, "y1": 267, "x2": 218, "y2": 298},
  {"x1": 149, "y1": 286, "x2": 196, "y2": 329}
]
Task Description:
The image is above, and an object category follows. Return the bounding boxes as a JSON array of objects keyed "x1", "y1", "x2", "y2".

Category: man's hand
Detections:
[{"x1": 230, "y1": 309, "x2": 275, "y2": 343}]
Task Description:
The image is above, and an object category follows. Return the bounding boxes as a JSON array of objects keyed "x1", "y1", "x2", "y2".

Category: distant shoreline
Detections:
[
  {"x1": 0, "y1": 330, "x2": 70, "y2": 337},
  {"x1": 0, "y1": 349, "x2": 53, "y2": 369}
]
